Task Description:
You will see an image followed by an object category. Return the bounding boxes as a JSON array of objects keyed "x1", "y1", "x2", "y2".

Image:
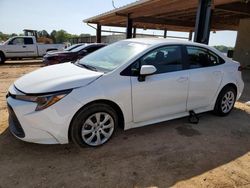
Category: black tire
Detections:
[
  {"x1": 213, "y1": 86, "x2": 236, "y2": 116},
  {"x1": 70, "y1": 103, "x2": 118, "y2": 147},
  {"x1": 0, "y1": 52, "x2": 5, "y2": 64}
]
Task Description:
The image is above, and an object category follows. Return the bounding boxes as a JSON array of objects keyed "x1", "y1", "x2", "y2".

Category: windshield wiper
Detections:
[{"x1": 75, "y1": 62, "x2": 98, "y2": 72}]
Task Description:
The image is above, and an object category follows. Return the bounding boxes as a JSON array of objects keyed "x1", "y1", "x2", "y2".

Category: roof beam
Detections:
[
  {"x1": 215, "y1": 3, "x2": 250, "y2": 16},
  {"x1": 134, "y1": 17, "x2": 195, "y2": 28}
]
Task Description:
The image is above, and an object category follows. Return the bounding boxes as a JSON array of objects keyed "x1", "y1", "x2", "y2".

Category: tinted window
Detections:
[
  {"x1": 65, "y1": 44, "x2": 83, "y2": 51},
  {"x1": 187, "y1": 46, "x2": 223, "y2": 69},
  {"x1": 24, "y1": 38, "x2": 34, "y2": 45},
  {"x1": 86, "y1": 46, "x2": 103, "y2": 53},
  {"x1": 70, "y1": 44, "x2": 87, "y2": 52},
  {"x1": 138, "y1": 45, "x2": 183, "y2": 74}
]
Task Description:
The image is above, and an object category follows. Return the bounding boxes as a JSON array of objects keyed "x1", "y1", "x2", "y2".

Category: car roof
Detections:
[{"x1": 125, "y1": 38, "x2": 211, "y2": 49}]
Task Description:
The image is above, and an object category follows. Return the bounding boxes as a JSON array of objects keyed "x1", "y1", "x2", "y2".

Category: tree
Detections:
[
  {"x1": 50, "y1": 30, "x2": 57, "y2": 43},
  {"x1": 54, "y1": 30, "x2": 70, "y2": 43},
  {"x1": 213, "y1": 45, "x2": 234, "y2": 53},
  {"x1": 38, "y1": 30, "x2": 50, "y2": 38}
]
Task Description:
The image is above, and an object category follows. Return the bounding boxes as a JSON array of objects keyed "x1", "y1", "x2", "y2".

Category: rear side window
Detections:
[
  {"x1": 186, "y1": 46, "x2": 224, "y2": 69},
  {"x1": 24, "y1": 38, "x2": 34, "y2": 45}
]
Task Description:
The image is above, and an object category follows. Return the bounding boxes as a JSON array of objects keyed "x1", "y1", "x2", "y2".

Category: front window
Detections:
[
  {"x1": 78, "y1": 41, "x2": 150, "y2": 72},
  {"x1": 8, "y1": 38, "x2": 24, "y2": 45}
]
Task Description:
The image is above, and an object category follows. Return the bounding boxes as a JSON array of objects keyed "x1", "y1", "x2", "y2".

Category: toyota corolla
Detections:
[{"x1": 6, "y1": 38, "x2": 244, "y2": 147}]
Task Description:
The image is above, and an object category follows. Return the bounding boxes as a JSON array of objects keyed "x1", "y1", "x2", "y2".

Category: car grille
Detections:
[{"x1": 7, "y1": 103, "x2": 25, "y2": 138}]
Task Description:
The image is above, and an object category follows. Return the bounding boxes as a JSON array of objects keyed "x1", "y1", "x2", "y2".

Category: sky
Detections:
[{"x1": 0, "y1": 0, "x2": 237, "y2": 47}]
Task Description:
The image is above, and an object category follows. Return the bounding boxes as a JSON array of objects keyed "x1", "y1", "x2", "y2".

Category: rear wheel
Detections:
[
  {"x1": 0, "y1": 53, "x2": 5, "y2": 64},
  {"x1": 213, "y1": 86, "x2": 236, "y2": 116},
  {"x1": 70, "y1": 103, "x2": 118, "y2": 147}
]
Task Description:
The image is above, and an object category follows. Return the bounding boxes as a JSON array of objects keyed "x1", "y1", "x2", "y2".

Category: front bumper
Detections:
[
  {"x1": 6, "y1": 86, "x2": 81, "y2": 144},
  {"x1": 7, "y1": 103, "x2": 25, "y2": 138}
]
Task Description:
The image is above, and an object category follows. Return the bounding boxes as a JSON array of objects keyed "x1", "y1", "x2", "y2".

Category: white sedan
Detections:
[{"x1": 6, "y1": 39, "x2": 244, "y2": 147}]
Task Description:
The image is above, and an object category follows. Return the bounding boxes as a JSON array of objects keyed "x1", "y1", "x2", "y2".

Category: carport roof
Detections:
[{"x1": 83, "y1": 0, "x2": 250, "y2": 31}]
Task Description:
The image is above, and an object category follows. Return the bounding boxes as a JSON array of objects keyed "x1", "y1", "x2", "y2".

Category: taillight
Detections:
[{"x1": 238, "y1": 66, "x2": 243, "y2": 71}]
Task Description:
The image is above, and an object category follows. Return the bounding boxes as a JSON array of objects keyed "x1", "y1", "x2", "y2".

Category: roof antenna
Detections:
[{"x1": 112, "y1": 0, "x2": 117, "y2": 9}]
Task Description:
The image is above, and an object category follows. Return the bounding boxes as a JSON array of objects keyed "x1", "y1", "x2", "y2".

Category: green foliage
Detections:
[
  {"x1": 0, "y1": 32, "x2": 18, "y2": 42},
  {"x1": 213, "y1": 45, "x2": 234, "y2": 53},
  {"x1": 0, "y1": 30, "x2": 90, "y2": 44}
]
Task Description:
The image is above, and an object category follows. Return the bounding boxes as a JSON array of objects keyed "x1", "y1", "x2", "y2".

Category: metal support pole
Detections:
[
  {"x1": 133, "y1": 27, "x2": 136, "y2": 38},
  {"x1": 194, "y1": 0, "x2": 213, "y2": 44},
  {"x1": 164, "y1": 29, "x2": 167, "y2": 38},
  {"x1": 189, "y1": 31, "x2": 193, "y2": 41},
  {"x1": 96, "y1": 24, "x2": 101, "y2": 43},
  {"x1": 126, "y1": 16, "x2": 133, "y2": 39}
]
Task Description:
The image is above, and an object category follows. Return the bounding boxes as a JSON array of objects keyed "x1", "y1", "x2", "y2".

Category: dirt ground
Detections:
[{"x1": 0, "y1": 60, "x2": 250, "y2": 188}]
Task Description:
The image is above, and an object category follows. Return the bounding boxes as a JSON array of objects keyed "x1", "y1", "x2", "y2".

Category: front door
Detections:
[
  {"x1": 5, "y1": 37, "x2": 28, "y2": 58},
  {"x1": 131, "y1": 45, "x2": 189, "y2": 123}
]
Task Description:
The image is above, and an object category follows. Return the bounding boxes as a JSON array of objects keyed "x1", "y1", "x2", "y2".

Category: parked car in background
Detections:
[
  {"x1": 6, "y1": 38, "x2": 244, "y2": 147},
  {"x1": 0, "y1": 36, "x2": 64, "y2": 64},
  {"x1": 43, "y1": 43, "x2": 106, "y2": 66},
  {"x1": 47, "y1": 43, "x2": 85, "y2": 54}
]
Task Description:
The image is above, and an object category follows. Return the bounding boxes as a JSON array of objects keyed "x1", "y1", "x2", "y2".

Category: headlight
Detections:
[{"x1": 14, "y1": 90, "x2": 72, "y2": 111}]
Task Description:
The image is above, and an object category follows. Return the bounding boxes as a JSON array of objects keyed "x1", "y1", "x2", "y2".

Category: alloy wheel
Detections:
[
  {"x1": 81, "y1": 112, "x2": 114, "y2": 146},
  {"x1": 221, "y1": 91, "x2": 235, "y2": 113}
]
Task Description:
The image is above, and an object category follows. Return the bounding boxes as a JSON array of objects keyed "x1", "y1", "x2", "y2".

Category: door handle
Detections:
[
  {"x1": 22, "y1": 45, "x2": 26, "y2": 48},
  {"x1": 177, "y1": 76, "x2": 188, "y2": 82}
]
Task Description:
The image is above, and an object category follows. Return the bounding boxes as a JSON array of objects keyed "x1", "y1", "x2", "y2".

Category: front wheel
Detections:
[
  {"x1": 70, "y1": 103, "x2": 118, "y2": 147},
  {"x1": 0, "y1": 53, "x2": 5, "y2": 64},
  {"x1": 213, "y1": 86, "x2": 236, "y2": 116}
]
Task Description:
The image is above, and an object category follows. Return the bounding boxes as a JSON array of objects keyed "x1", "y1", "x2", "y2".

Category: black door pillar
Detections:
[
  {"x1": 189, "y1": 31, "x2": 193, "y2": 41},
  {"x1": 194, "y1": 0, "x2": 213, "y2": 44},
  {"x1": 133, "y1": 27, "x2": 136, "y2": 38},
  {"x1": 126, "y1": 16, "x2": 133, "y2": 39},
  {"x1": 163, "y1": 29, "x2": 167, "y2": 38},
  {"x1": 96, "y1": 23, "x2": 101, "y2": 43}
]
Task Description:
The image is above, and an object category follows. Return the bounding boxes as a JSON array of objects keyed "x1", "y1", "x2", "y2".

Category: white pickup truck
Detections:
[{"x1": 0, "y1": 36, "x2": 64, "y2": 64}]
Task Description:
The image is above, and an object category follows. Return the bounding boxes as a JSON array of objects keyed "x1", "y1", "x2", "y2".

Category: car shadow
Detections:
[{"x1": 0, "y1": 107, "x2": 250, "y2": 187}]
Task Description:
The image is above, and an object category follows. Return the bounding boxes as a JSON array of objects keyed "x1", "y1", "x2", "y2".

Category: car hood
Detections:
[{"x1": 14, "y1": 63, "x2": 103, "y2": 94}]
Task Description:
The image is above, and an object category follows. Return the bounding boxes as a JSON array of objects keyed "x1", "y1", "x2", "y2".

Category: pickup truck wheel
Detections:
[{"x1": 0, "y1": 53, "x2": 5, "y2": 64}]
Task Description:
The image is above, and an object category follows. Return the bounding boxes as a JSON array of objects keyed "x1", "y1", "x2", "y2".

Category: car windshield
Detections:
[
  {"x1": 65, "y1": 44, "x2": 84, "y2": 51},
  {"x1": 70, "y1": 45, "x2": 88, "y2": 53},
  {"x1": 78, "y1": 41, "x2": 149, "y2": 72}
]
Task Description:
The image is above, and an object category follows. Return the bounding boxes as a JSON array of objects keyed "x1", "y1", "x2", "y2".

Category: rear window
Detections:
[{"x1": 24, "y1": 38, "x2": 34, "y2": 45}]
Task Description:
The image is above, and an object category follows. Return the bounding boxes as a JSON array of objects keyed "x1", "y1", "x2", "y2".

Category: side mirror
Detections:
[{"x1": 138, "y1": 65, "x2": 157, "y2": 82}]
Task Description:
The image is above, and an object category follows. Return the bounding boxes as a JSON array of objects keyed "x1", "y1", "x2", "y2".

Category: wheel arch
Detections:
[
  {"x1": 68, "y1": 99, "x2": 125, "y2": 142},
  {"x1": 220, "y1": 83, "x2": 237, "y2": 96},
  {"x1": 0, "y1": 50, "x2": 6, "y2": 58},
  {"x1": 214, "y1": 82, "x2": 238, "y2": 108},
  {"x1": 0, "y1": 51, "x2": 6, "y2": 64}
]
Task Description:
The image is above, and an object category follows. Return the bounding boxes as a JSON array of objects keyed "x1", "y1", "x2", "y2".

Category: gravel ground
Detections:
[{"x1": 0, "y1": 60, "x2": 250, "y2": 188}]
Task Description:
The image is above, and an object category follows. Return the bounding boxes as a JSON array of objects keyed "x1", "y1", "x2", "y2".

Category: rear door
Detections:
[{"x1": 185, "y1": 46, "x2": 224, "y2": 110}]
